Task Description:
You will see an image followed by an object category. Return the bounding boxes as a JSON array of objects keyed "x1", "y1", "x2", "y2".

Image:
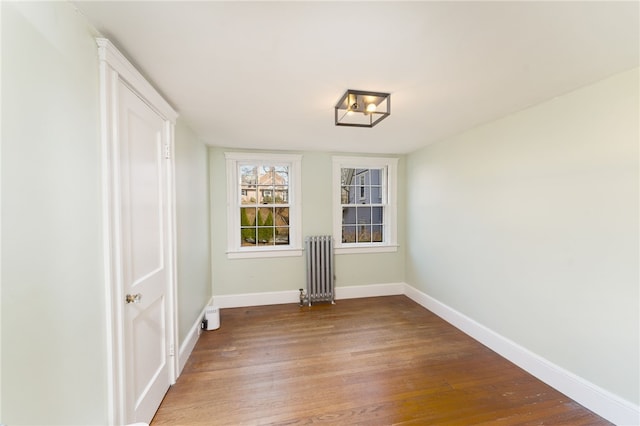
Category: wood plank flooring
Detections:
[{"x1": 151, "y1": 296, "x2": 611, "y2": 425}]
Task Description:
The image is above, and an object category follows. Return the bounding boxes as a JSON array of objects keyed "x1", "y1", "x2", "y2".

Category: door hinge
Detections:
[
  {"x1": 169, "y1": 344, "x2": 175, "y2": 357},
  {"x1": 164, "y1": 144, "x2": 171, "y2": 159}
]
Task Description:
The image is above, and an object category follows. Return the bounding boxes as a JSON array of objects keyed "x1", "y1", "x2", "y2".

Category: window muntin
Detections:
[
  {"x1": 341, "y1": 168, "x2": 385, "y2": 243},
  {"x1": 333, "y1": 156, "x2": 398, "y2": 253},
  {"x1": 226, "y1": 153, "x2": 302, "y2": 258},
  {"x1": 239, "y1": 165, "x2": 290, "y2": 247}
]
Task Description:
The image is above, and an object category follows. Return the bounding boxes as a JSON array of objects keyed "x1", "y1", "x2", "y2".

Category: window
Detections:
[
  {"x1": 333, "y1": 156, "x2": 398, "y2": 254},
  {"x1": 226, "y1": 152, "x2": 302, "y2": 258}
]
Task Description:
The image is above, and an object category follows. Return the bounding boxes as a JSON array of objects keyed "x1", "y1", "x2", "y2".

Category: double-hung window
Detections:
[
  {"x1": 226, "y1": 152, "x2": 302, "y2": 258},
  {"x1": 332, "y1": 156, "x2": 398, "y2": 254}
]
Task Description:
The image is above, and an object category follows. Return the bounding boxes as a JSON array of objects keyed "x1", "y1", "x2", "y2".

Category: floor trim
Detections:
[
  {"x1": 204, "y1": 283, "x2": 638, "y2": 424},
  {"x1": 212, "y1": 282, "x2": 405, "y2": 308},
  {"x1": 178, "y1": 297, "x2": 212, "y2": 374},
  {"x1": 403, "y1": 284, "x2": 640, "y2": 426}
]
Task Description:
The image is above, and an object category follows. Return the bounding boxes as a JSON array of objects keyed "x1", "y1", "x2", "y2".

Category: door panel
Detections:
[{"x1": 118, "y1": 80, "x2": 170, "y2": 424}]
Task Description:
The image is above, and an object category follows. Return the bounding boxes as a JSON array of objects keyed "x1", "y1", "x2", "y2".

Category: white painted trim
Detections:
[
  {"x1": 213, "y1": 283, "x2": 404, "y2": 309},
  {"x1": 178, "y1": 298, "x2": 213, "y2": 374},
  {"x1": 335, "y1": 282, "x2": 404, "y2": 299},
  {"x1": 335, "y1": 245, "x2": 399, "y2": 255},
  {"x1": 331, "y1": 156, "x2": 399, "y2": 251},
  {"x1": 165, "y1": 120, "x2": 180, "y2": 385},
  {"x1": 98, "y1": 37, "x2": 178, "y2": 426},
  {"x1": 224, "y1": 152, "x2": 303, "y2": 258},
  {"x1": 214, "y1": 289, "x2": 300, "y2": 308},
  {"x1": 99, "y1": 46, "x2": 125, "y2": 426},
  {"x1": 227, "y1": 248, "x2": 303, "y2": 259},
  {"x1": 96, "y1": 38, "x2": 177, "y2": 122},
  {"x1": 403, "y1": 284, "x2": 640, "y2": 426}
]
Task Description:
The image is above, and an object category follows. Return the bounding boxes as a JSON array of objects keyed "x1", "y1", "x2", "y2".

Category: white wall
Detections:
[
  {"x1": 209, "y1": 148, "x2": 406, "y2": 297},
  {"x1": 174, "y1": 120, "x2": 212, "y2": 342},
  {"x1": 406, "y1": 68, "x2": 639, "y2": 405},
  {"x1": 1, "y1": 2, "x2": 108, "y2": 424}
]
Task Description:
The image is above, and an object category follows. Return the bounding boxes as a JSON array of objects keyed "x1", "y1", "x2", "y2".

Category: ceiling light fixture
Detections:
[{"x1": 334, "y1": 89, "x2": 390, "y2": 128}]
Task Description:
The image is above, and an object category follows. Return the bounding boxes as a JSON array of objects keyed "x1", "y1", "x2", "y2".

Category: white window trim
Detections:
[
  {"x1": 225, "y1": 152, "x2": 303, "y2": 259},
  {"x1": 332, "y1": 156, "x2": 399, "y2": 254}
]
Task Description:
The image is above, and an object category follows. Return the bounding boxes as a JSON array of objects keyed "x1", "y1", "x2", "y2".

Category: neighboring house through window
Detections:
[
  {"x1": 333, "y1": 156, "x2": 398, "y2": 254},
  {"x1": 225, "y1": 152, "x2": 302, "y2": 258}
]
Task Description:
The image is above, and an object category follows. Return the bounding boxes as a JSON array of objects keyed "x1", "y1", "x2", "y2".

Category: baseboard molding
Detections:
[
  {"x1": 206, "y1": 283, "x2": 638, "y2": 424},
  {"x1": 403, "y1": 284, "x2": 640, "y2": 426},
  {"x1": 335, "y1": 282, "x2": 405, "y2": 299},
  {"x1": 213, "y1": 283, "x2": 405, "y2": 309},
  {"x1": 178, "y1": 297, "x2": 213, "y2": 375},
  {"x1": 213, "y1": 289, "x2": 300, "y2": 308}
]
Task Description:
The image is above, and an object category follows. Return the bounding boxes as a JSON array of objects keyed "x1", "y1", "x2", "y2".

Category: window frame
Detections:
[
  {"x1": 225, "y1": 152, "x2": 303, "y2": 259},
  {"x1": 332, "y1": 156, "x2": 399, "y2": 254}
]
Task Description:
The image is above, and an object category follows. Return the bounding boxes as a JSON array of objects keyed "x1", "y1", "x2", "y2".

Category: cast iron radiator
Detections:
[{"x1": 304, "y1": 235, "x2": 335, "y2": 305}]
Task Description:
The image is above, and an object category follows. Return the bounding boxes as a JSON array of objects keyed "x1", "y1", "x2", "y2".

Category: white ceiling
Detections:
[{"x1": 73, "y1": 1, "x2": 639, "y2": 154}]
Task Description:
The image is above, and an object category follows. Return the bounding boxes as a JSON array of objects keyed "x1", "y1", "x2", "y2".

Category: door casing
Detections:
[{"x1": 97, "y1": 38, "x2": 179, "y2": 426}]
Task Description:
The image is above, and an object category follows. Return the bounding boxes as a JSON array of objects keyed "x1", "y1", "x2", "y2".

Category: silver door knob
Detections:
[{"x1": 125, "y1": 293, "x2": 142, "y2": 304}]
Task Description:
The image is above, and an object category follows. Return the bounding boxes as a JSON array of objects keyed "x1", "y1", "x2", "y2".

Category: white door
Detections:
[{"x1": 118, "y1": 80, "x2": 171, "y2": 424}]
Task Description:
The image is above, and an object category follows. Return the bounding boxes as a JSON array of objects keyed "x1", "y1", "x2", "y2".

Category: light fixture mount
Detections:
[{"x1": 334, "y1": 89, "x2": 390, "y2": 128}]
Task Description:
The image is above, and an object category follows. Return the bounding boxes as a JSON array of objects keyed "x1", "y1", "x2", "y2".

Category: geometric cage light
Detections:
[{"x1": 334, "y1": 89, "x2": 390, "y2": 128}]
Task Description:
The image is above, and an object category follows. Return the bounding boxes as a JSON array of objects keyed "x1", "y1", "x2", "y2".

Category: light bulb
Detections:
[{"x1": 366, "y1": 103, "x2": 377, "y2": 113}]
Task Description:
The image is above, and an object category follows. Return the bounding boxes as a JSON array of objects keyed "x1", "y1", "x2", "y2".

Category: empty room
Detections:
[{"x1": 1, "y1": 1, "x2": 638, "y2": 425}]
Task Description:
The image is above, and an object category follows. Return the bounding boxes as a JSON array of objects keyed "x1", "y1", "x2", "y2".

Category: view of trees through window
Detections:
[
  {"x1": 240, "y1": 164, "x2": 290, "y2": 246},
  {"x1": 341, "y1": 167, "x2": 384, "y2": 243}
]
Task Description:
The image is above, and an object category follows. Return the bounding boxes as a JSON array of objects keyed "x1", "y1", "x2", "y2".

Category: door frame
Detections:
[{"x1": 97, "y1": 38, "x2": 179, "y2": 426}]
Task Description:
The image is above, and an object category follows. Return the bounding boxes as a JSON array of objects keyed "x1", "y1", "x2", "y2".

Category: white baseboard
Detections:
[
  {"x1": 213, "y1": 283, "x2": 405, "y2": 309},
  {"x1": 335, "y1": 282, "x2": 404, "y2": 299},
  {"x1": 213, "y1": 289, "x2": 300, "y2": 308},
  {"x1": 206, "y1": 283, "x2": 638, "y2": 424},
  {"x1": 403, "y1": 284, "x2": 640, "y2": 426},
  {"x1": 178, "y1": 297, "x2": 213, "y2": 375}
]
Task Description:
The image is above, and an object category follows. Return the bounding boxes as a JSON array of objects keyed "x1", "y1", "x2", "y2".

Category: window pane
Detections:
[
  {"x1": 256, "y1": 185, "x2": 272, "y2": 204},
  {"x1": 240, "y1": 165, "x2": 257, "y2": 205},
  {"x1": 371, "y1": 186, "x2": 382, "y2": 203},
  {"x1": 369, "y1": 169, "x2": 382, "y2": 185},
  {"x1": 241, "y1": 227, "x2": 256, "y2": 246},
  {"x1": 274, "y1": 166, "x2": 289, "y2": 186},
  {"x1": 341, "y1": 186, "x2": 350, "y2": 204},
  {"x1": 240, "y1": 165, "x2": 257, "y2": 185},
  {"x1": 342, "y1": 207, "x2": 356, "y2": 224},
  {"x1": 372, "y1": 225, "x2": 383, "y2": 242},
  {"x1": 358, "y1": 225, "x2": 372, "y2": 242},
  {"x1": 274, "y1": 186, "x2": 288, "y2": 203},
  {"x1": 256, "y1": 207, "x2": 274, "y2": 244},
  {"x1": 257, "y1": 207, "x2": 273, "y2": 224},
  {"x1": 372, "y1": 207, "x2": 383, "y2": 224},
  {"x1": 357, "y1": 206, "x2": 372, "y2": 225},
  {"x1": 358, "y1": 174, "x2": 367, "y2": 201},
  {"x1": 240, "y1": 207, "x2": 256, "y2": 226},
  {"x1": 258, "y1": 165, "x2": 273, "y2": 182},
  {"x1": 241, "y1": 188, "x2": 257, "y2": 205},
  {"x1": 275, "y1": 207, "x2": 289, "y2": 226},
  {"x1": 341, "y1": 168, "x2": 354, "y2": 186},
  {"x1": 257, "y1": 227, "x2": 274, "y2": 245},
  {"x1": 342, "y1": 226, "x2": 356, "y2": 243},
  {"x1": 275, "y1": 227, "x2": 289, "y2": 245}
]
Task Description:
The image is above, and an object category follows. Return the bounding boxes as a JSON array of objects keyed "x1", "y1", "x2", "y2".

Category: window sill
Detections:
[
  {"x1": 335, "y1": 245, "x2": 399, "y2": 255},
  {"x1": 227, "y1": 248, "x2": 303, "y2": 259}
]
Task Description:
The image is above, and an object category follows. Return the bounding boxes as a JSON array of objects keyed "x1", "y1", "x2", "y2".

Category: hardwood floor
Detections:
[{"x1": 151, "y1": 296, "x2": 610, "y2": 425}]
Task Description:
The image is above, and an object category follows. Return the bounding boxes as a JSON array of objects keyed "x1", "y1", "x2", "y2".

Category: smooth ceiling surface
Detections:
[{"x1": 74, "y1": 1, "x2": 639, "y2": 154}]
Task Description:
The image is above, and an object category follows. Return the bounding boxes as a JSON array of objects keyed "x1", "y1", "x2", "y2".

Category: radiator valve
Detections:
[{"x1": 299, "y1": 288, "x2": 309, "y2": 306}]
